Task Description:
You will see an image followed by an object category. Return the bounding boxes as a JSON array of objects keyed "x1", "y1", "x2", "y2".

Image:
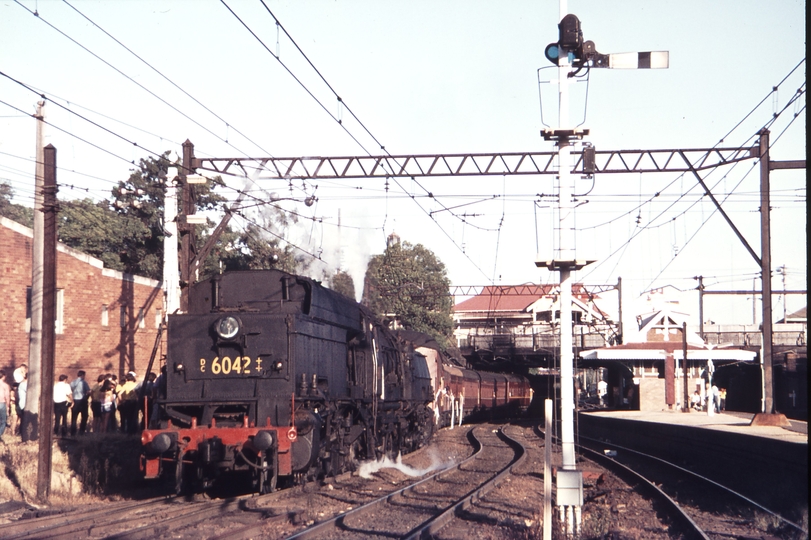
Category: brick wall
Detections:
[{"x1": 0, "y1": 217, "x2": 165, "y2": 381}]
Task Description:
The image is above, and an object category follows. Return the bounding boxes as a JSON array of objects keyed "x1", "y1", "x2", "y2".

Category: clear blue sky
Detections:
[{"x1": 0, "y1": 1, "x2": 805, "y2": 324}]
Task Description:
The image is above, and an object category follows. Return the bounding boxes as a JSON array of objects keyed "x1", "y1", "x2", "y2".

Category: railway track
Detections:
[
  {"x1": 576, "y1": 434, "x2": 808, "y2": 540},
  {"x1": 0, "y1": 424, "x2": 474, "y2": 540},
  {"x1": 0, "y1": 495, "x2": 248, "y2": 539},
  {"x1": 5, "y1": 419, "x2": 800, "y2": 539},
  {"x1": 280, "y1": 423, "x2": 526, "y2": 539}
]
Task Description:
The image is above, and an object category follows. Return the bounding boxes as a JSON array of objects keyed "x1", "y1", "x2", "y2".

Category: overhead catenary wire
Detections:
[
  {"x1": 59, "y1": 0, "x2": 282, "y2": 160},
  {"x1": 222, "y1": 0, "x2": 497, "y2": 282},
  {"x1": 1, "y1": 70, "x2": 165, "y2": 161},
  {"x1": 12, "y1": 0, "x2": 314, "y2": 186},
  {"x1": 2, "y1": 4, "x2": 803, "y2": 293},
  {"x1": 579, "y1": 60, "x2": 805, "y2": 287},
  {"x1": 641, "y1": 100, "x2": 807, "y2": 291},
  {"x1": 0, "y1": 97, "x2": 144, "y2": 167}
]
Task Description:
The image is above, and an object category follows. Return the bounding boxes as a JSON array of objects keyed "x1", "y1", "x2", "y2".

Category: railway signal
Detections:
[
  {"x1": 537, "y1": 4, "x2": 669, "y2": 537},
  {"x1": 544, "y1": 13, "x2": 669, "y2": 71}
]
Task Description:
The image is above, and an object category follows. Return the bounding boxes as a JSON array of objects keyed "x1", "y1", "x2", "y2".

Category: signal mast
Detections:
[{"x1": 536, "y1": 3, "x2": 667, "y2": 535}]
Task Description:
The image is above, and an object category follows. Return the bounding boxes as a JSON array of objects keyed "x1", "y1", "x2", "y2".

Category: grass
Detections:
[{"x1": 0, "y1": 432, "x2": 144, "y2": 507}]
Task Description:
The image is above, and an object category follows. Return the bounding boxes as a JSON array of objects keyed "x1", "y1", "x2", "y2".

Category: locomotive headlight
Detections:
[{"x1": 215, "y1": 316, "x2": 240, "y2": 340}]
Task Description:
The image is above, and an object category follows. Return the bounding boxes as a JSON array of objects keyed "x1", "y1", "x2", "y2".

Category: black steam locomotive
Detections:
[{"x1": 140, "y1": 269, "x2": 531, "y2": 494}]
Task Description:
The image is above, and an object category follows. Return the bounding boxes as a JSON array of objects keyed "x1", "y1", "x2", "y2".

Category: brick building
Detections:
[{"x1": 1, "y1": 216, "x2": 165, "y2": 380}]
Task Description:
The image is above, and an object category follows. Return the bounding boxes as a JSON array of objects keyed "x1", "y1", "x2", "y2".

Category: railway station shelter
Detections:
[{"x1": 579, "y1": 306, "x2": 757, "y2": 411}]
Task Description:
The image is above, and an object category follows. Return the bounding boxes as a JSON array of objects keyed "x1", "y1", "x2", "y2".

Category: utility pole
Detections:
[
  {"x1": 179, "y1": 140, "x2": 195, "y2": 312},
  {"x1": 682, "y1": 322, "x2": 690, "y2": 412},
  {"x1": 758, "y1": 129, "x2": 775, "y2": 416},
  {"x1": 23, "y1": 100, "x2": 45, "y2": 442},
  {"x1": 616, "y1": 277, "x2": 623, "y2": 344},
  {"x1": 164, "y1": 166, "x2": 181, "y2": 317},
  {"x1": 37, "y1": 144, "x2": 58, "y2": 502},
  {"x1": 695, "y1": 276, "x2": 704, "y2": 340}
]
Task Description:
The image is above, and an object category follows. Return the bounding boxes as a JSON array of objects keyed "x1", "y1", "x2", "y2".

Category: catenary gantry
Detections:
[{"x1": 193, "y1": 146, "x2": 760, "y2": 179}]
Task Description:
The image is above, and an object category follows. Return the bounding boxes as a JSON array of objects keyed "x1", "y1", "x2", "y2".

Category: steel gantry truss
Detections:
[
  {"x1": 178, "y1": 136, "x2": 804, "y2": 419},
  {"x1": 192, "y1": 145, "x2": 759, "y2": 179}
]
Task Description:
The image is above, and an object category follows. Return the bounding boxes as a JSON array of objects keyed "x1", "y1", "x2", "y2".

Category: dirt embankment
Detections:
[{"x1": 0, "y1": 433, "x2": 145, "y2": 515}]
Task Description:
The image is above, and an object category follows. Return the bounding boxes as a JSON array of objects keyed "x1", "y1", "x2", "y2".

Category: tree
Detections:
[
  {"x1": 362, "y1": 234, "x2": 454, "y2": 349},
  {"x1": 58, "y1": 198, "x2": 148, "y2": 273},
  {"x1": 110, "y1": 152, "x2": 230, "y2": 281},
  {"x1": 330, "y1": 270, "x2": 356, "y2": 300},
  {"x1": 222, "y1": 221, "x2": 299, "y2": 274},
  {"x1": 3, "y1": 155, "x2": 310, "y2": 284},
  {"x1": 0, "y1": 181, "x2": 34, "y2": 228}
]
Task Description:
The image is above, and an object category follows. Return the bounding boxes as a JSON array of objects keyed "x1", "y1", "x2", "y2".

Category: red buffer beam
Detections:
[{"x1": 193, "y1": 146, "x2": 758, "y2": 180}]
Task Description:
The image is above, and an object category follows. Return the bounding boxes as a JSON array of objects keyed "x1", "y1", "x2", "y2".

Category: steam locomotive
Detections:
[{"x1": 140, "y1": 269, "x2": 531, "y2": 494}]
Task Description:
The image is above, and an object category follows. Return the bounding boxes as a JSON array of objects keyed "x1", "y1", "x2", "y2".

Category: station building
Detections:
[{"x1": 452, "y1": 282, "x2": 806, "y2": 418}]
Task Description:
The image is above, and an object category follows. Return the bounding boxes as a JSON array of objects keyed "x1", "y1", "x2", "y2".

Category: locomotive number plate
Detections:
[{"x1": 199, "y1": 356, "x2": 263, "y2": 376}]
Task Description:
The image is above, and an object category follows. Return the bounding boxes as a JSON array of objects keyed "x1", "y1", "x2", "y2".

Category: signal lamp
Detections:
[
  {"x1": 545, "y1": 43, "x2": 561, "y2": 66},
  {"x1": 558, "y1": 14, "x2": 583, "y2": 52}
]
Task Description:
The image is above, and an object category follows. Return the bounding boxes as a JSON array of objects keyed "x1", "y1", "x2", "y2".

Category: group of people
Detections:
[
  {"x1": 691, "y1": 384, "x2": 727, "y2": 413},
  {"x1": 0, "y1": 365, "x2": 161, "y2": 441}
]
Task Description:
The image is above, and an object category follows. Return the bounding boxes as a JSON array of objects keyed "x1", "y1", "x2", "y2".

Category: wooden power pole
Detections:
[
  {"x1": 23, "y1": 101, "x2": 45, "y2": 442},
  {"x1": 37, "y1": 144, "x2": 58, "y2": 502}
]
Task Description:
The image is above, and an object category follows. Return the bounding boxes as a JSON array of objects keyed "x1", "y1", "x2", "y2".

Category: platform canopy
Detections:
[{"x1": 580, "y1": 343, "x2": 756, "y2": 362}]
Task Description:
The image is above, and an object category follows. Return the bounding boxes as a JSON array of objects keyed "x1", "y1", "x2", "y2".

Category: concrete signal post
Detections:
[{"x1": 538, "y1": 3, "x2": 667, "y2": 536}]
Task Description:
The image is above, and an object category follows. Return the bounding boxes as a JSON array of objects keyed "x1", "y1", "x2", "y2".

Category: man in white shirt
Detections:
[{"x1": 53, "y1": 374, "x2": 73, "y2": 437}]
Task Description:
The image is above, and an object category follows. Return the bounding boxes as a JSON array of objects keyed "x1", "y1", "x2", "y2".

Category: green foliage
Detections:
[
  {"x1": 110, "y1": 152, "x2": 228, "y2": 280},
  {"x1": 110, "y1": 154, "x2": 169, "y2": 280},
  {"x1": 58, "y1": 198, "x2": 148, "y2": 273},
  {"x1": 0, "y1": 182, "x2": 34, "y2": 228},
  {"x1": 362, "y1": 236, "x2": 454, "y2": 349},
  {"x1": 218, "y1": 221, "x2": 299, "y2": 274},
  {"x1": 330, "y1": 270, "x2": 356, "y2": 300},
  {"x1": 2, "y1": 154, "x2": 312, "y2": 284}
]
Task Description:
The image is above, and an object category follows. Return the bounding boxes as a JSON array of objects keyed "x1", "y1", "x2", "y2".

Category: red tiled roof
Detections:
[
  {"x1": 453, "y1": 285, "x2": 550, "y2": 313},
  {"x1": 453, "y1": 284, "x2": 595, "y2": 313}
]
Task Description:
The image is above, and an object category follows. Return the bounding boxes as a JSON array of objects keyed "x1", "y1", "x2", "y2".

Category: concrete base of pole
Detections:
[{"x1": 750, "y1": 413, "x2": 791, "y2": 427}]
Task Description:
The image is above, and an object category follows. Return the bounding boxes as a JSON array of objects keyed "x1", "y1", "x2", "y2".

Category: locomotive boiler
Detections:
[{"x1": 140, "y1": 269, "x2": 532, "y2": 494}]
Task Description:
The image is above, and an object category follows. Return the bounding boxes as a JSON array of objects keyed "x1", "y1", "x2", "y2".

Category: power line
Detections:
[
  {"x1": 578, "y1": 61, "x2": 805, "y2": 286},
  {"x1": 12, "y1": 0, "x2": 292, "y2": 183},
  {"x1": 219, "y1": 1, "x2": 495, "y2": 280},
  {"x1": 0, "y1": 97, "x2": 140, "y2": 166},
  {"x1": 1, "y1": 70, "x2": 165, "y2": 160},
  {"x1": 59, "y1": 0, "x2": 280, "y2": 160}
]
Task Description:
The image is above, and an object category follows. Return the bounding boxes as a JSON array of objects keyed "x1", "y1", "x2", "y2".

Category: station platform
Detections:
[
  {"x1": 579, "y1": 409, "x2": 807, "y2": 445},
  {"x1": 577, "y1": 409, "x2": 807, "y2": 518}
]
